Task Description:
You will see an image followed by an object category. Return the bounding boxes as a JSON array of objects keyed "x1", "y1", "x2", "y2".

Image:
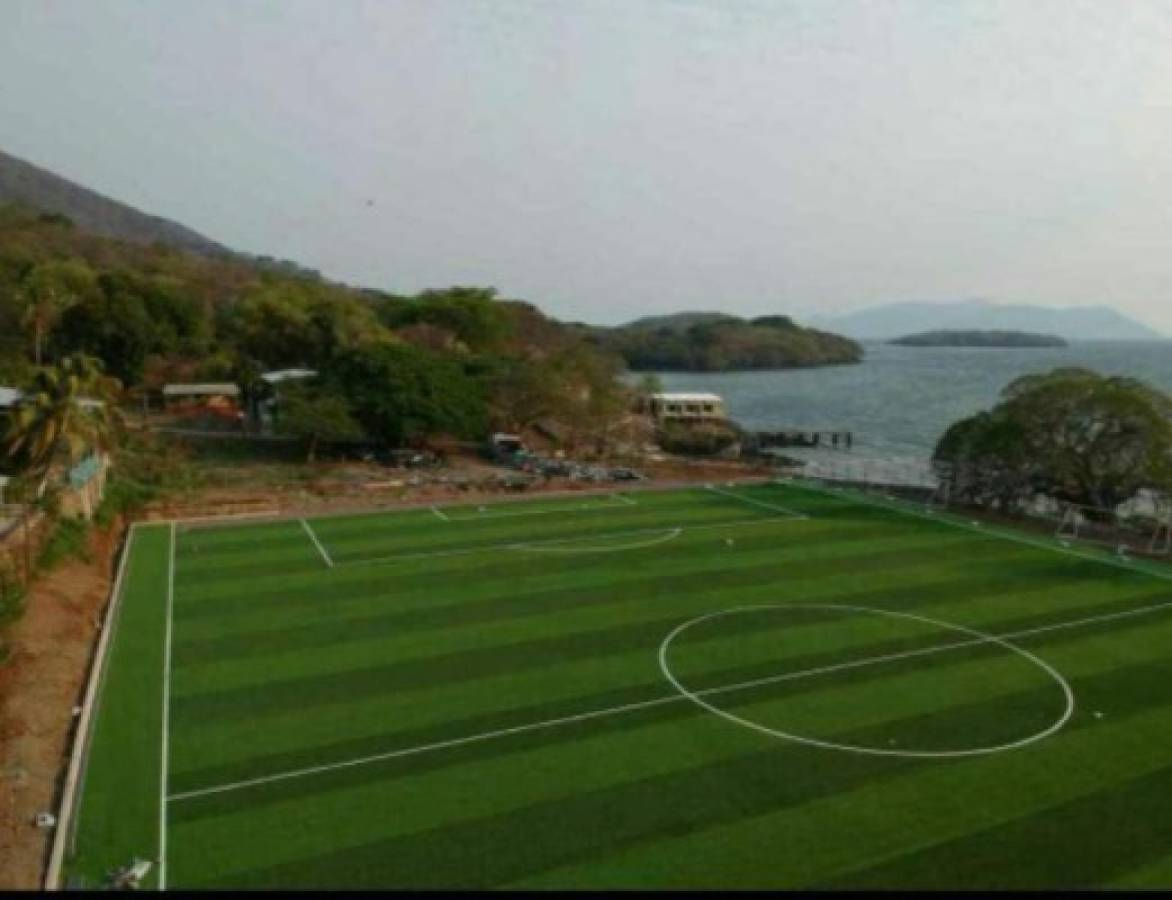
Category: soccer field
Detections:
[{"x1": 63, "y1": 480, "x2": 1172, "y2": 889}]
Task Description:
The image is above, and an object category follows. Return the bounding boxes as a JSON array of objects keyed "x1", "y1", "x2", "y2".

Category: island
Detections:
[
  {"x1": 889, "y1": 329, "x2": 1068, "y2": 348},
  {"x1": 581, "y1": 312, "x2": 863, "y2": 372}
]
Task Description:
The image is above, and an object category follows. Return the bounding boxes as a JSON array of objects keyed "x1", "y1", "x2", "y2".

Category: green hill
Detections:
[{"x1": 582, "y1": 312, "x2": 862, "y2": 371}]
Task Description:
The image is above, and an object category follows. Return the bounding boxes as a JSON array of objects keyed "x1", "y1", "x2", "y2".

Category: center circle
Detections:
[{"x1": 658, "y1": 603, "x2": 1075, "y2": 758}]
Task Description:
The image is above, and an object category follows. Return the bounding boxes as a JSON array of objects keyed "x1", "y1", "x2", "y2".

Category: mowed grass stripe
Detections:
[
  {"x1": 319, "y1": 501, "x2": 777, "y2": 566},
  {"x1": 170, "y1": 657, "x2": 1172, "y2": 888},
  {"x1": 168, "y1": 599, "x2": 1172, "y2": 801},
  {"x1": 167, "y1": 577, "x2": 1172, "y2": 786},
  {"x1": 170, "y1": 530, "x2": 1023, "y2": 668},
  {"x1": 172, "y1": 491, "x2": 778, "y2": 580},
  {"x1": 168, "y1": 549, "x2": 1111, "y2": 726},
  {"x1": 169, "y1": 522, "x2": 968, "y2": 647},
  {"x1": 165, "y1": 582, "x2": 1166, "y2": 790},
  {"x1": 509, "y1": 693, "x2": 1172, "y2": 889},
  {"x1": 169, "y1": 570, "x2": 1169, "y2": 714},
  {"x1": 166, "y1": 536, "x2": 1167, "y2": 784},
  {"x1": 822, "y1": 764, "x2": 1172, "y2": 889},
  {"x1": 169, "y1": 513, "x2": 933, "y2": 617}
]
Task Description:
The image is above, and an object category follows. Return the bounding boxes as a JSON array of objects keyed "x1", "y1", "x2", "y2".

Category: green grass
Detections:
[{"x1": 65, "y1": 481, "x2": 1172, "y2": 888}]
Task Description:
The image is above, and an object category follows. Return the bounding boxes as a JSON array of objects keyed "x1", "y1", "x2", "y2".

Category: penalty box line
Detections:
[
  {"x1": 166, "y1": 595, "x2": 1172, "y2": 804},
  {"x1": 327, "y1": 515, "x2": 810, "y2": 570},
  {"x1": 300, "y1": 518, "x2": 334, "y2": 568},
  {"x1": 436, "y1": 493, "x2": 638, "y2": 522}
]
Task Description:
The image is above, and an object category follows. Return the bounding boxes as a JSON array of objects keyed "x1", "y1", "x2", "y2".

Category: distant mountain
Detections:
[
  {"x1": 0, "y1": 147, "x2": 232, "y2": 257},
  {"x1": 811, "y1": 300, "x2": 1164, "y2": 342},
  {"x1": 890, "y1": 329, "x2": 1068, "y2": 348},
  {"x1": 580, "y1": 311, "x2": 862, "y2": 372}
]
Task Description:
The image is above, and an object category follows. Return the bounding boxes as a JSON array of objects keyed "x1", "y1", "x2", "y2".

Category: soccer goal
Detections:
[{"x1": 1053, "y1": 496, "x2": 1171, "y2": 556}]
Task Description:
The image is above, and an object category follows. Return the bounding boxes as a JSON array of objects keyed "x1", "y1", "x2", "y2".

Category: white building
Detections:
[{"x1": 647, "y1": 392, "x2": 727, "y2": 422}]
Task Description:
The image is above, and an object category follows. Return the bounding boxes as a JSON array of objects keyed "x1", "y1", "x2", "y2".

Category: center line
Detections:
[{"x1": 167, "y1": 596, "x2": 1172, "y2": 804}]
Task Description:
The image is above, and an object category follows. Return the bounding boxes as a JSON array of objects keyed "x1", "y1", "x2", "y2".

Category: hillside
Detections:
[
  {"x1": 582, "y1": 312, "x2": 862, "y2": 371},
  {"x1": 0, "y1": 148, "x2": 230, "y2": 257},
  {"x1": 891, "y1": 329, "x2": 1068, "y2": 348},
  {"x1": 811, "y1": 299, "x2": 1163, "y2": 341},
  {"x1": 0, "y1": 203, "x2": 633, "y2": 451}
]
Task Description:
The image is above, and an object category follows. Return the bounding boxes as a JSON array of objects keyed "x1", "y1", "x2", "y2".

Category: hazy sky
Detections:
[{"x1": 3, "y1": 0, "x2": 1172, "y2": 330}]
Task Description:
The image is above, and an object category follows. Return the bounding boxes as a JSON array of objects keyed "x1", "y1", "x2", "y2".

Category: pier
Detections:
[{"x1": 748, "y1": 429, "x2": 854, "y2": 451}]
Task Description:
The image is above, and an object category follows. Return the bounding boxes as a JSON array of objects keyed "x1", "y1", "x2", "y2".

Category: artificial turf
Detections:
[{"x1": 64, "y1": 480, "x2": 1172, "y2": 888}]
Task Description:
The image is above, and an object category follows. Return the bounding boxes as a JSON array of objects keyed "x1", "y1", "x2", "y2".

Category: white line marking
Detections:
[
  {"x1": 167, "y1": 595, "x2": 1172, "y2": 802},
  {"x1": 300, "y1": 518, "x2": 334, "y2": 568},
  {"x1": 707, "y1": 485, "x2": 808, "y2": 520},
  {"x1": 612, "y1": 493, "x2": 638, "y2": 506},
  {"x1": 430, "y1": 505, "x2": 449, "y2": 522},
  {"x1": 783, "y1": 479, "x2": 1172, "y2": 583},
  {"x1": 160, "y1": 522, "x2": 175, "y2": 889},
  {"x1": 335, "y1": 516, "x2": 804, "y2": 569},
  {"x1": 660, "y1": 604, "x2": 1074, "y2": 759},
  {"x1": 509, "y1": 528, "x2": 682, "y2": 553},
  {"x1": 166, "y1": 689, "x2": 686, "y2": 803},
  {"x1": 443, "y1": 495, "x2": 632, "y2": 521}
]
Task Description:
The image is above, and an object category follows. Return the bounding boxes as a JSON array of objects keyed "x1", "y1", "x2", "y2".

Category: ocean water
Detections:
[{"x1": 648, "y1": 341, "x2": 1172, "y2": 479}]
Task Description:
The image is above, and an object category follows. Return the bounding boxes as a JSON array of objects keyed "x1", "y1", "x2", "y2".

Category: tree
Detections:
[
  {"x1": 20, "y1": 259, "x2": 96, "y2": 365},
  {"x1": 2, "y1": 353, "x2": 122, "y2": 579},
  {"x1": 274, "y1": 383, "x2": 364, "y2": 462},
  {"x1": 934, "y1": 368, "x2": 1172, "y2": 514},
  {"x1": 323, "y1": 344, "x2": 487, "y2": 446}
]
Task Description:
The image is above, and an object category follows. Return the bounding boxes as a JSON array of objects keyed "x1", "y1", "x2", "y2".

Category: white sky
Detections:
[{"x1": 3, "y1": 0, "x2": 1172, "y2": 330}]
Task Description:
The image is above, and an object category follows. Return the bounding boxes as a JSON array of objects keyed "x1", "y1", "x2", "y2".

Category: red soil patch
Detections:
[{"x1": 0, "y1": 523, "x2": 121, "y2": 889}]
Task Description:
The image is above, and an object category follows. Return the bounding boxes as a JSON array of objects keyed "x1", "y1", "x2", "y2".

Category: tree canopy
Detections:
[{"x1": 933, "y1": 368, "x2": 1172, "y2": 513}]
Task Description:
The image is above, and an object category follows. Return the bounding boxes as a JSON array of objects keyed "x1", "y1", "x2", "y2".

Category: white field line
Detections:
[
  {"x1": 510, "y1": 528, "x2": 682, "y2": 554},
  {"x1": 784, "y1": 478, "x2": 1172, "y2": 584},
  {"x1": 707, "y1": 485, "x2": 809, "y2": 520},
  {"x1": 300, "y1": 518, "x2": 334, "y2": 568},
  {"x1": 430, "y1": 505, "x2": 449, "y2": 522},
  {"x1": 167, "y1": 595, "x2": 1172, "y2": 803},
  {"x1": 159, "y1": 522, "x2": 176, "y2": 890},
  {"x1": 333, "y1": 516, "x2": 803, "y2": 569},
  {"x1": 611, "y1": 493, "x2": 638, "y2": 506},
  {"x1": 44, "y1": 525, "x2": 140, "y2": 889},
  {"x1": 442, "y1": 495, "x2": 631, "y2": 522}
]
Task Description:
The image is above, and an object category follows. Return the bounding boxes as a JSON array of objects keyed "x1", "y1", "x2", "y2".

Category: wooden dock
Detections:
[{"x1": 748, "y1": 429, "x2": 854, "y2": 451}]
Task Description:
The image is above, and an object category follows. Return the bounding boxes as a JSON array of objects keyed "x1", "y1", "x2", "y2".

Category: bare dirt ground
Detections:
[
  {"x1": 0, "y1": 522, "x2": 121, "y2": 890},
  {"x1": 145, "y1": 453, "x2": 773, "y2": 522},
  {"x1": 0, "y1": 453, "x2": 770, "y2": 888}
]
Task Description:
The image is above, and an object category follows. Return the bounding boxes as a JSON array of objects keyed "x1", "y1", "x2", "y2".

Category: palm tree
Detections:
[
  {"x1": 19, "y1": 260, "x2": 95, "y2": 366},
  {"x1": 3, "y1": 354, "x2": 122, "y2": 580}
]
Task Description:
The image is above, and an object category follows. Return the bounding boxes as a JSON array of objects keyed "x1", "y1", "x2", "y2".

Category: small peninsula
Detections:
[
  {"x1": 890, "y1": 329, "x2": 1069, "y2": 348},
  {"x1": 583, "y1": 312, "x2": 863, "y2": 372}
]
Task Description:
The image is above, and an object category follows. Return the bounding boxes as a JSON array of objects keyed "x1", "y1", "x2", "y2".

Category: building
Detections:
[
  {"x1": 647, "y1": 392, "x2": 727, "y2": 422},
  {"x1": 255, "y1": 369, "x2": 318, "y2": 429},
  {"x1": 162, "y1": 383, "x2": 242, "y2": 420}
]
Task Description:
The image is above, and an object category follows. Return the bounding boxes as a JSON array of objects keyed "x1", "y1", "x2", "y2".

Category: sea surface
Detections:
[{"x1": 646, "y1": 341, "x2": 1172, "y2": 482}]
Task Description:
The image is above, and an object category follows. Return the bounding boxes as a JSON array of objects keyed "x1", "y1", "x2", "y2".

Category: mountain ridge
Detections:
[
  {"x1": 0, "y1": 147, "x2": 231, "y2": 257},
  {"x1": 810, "y1": 299, "x2": 1164, "y2": 341}
]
